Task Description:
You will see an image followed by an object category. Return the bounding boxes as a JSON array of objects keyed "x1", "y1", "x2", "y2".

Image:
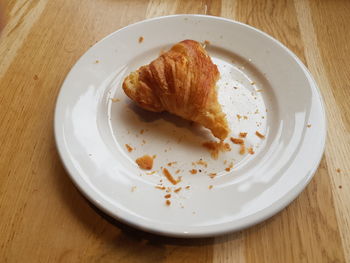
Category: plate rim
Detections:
[{"x1": 54, "y1": 14, "x2": 327, "y2": 238}]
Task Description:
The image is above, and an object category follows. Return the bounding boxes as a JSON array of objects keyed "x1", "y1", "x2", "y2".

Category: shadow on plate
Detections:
[{"x1": 118, "y1": 101, "x2": 215, "y2": 147}]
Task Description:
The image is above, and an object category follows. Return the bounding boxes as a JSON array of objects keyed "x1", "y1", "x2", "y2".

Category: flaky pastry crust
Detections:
[{"x1": 123, "y1": 40, "x2": 230, "y2": 140}]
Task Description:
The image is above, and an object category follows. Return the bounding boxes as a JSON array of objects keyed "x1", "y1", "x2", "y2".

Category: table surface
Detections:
[{"x1": 1, "y1": 0, "x2": 349, "y2": 262}]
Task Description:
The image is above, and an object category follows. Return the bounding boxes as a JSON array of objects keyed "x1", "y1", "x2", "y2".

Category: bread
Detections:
[{"x1": 122, "y1": 40, "x2": 230, "y2": 140}]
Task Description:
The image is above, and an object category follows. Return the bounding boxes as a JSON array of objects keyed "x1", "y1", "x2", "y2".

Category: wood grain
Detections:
[
  {"x1": 295, "y1": 0, "x2": 350, "y2": 260},
  {"x1": 0, "y1": 0, "x2": 349, "y2": 262}
]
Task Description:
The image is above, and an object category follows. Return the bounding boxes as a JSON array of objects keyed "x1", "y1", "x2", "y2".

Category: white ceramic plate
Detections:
[{"x1": 54, "y1": 15, "x2": 326, "y2": 237}]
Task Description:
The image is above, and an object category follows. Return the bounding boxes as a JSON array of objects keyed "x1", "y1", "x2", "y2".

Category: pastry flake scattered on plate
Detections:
[{"x1": 122, "y1": 40, "x2": 230, "y2": 140}]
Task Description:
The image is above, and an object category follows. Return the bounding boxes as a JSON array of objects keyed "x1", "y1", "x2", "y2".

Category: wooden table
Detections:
[{"x1": 1, "y1": 0, "x2": 349, "y2": 262}]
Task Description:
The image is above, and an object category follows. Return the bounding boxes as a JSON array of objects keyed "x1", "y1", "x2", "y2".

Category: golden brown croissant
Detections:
[{"x1": 122, "y1": 40, "x2": 230, "y2": 140}]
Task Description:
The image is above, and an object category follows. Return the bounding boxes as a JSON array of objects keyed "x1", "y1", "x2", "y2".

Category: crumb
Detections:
[
  {"x1": 199, "y1": 169, "x2": 202, "y2": 172},
  {"x1": 185, "y1": 186, "x2": 191, "y2": 189},
  {"x1": 167, "y1": 161, "x2": 177, "y2": 167},
  {"x1": 190, "y1": 169, "x2": 197, "y2": 174},
  {"x1": 339, "y1": 185, "x2": 342, "y2": 189},
  {"x1": 247, "y1": 147, "x2": 255, "y2": 154},
  {"x1": 256, "y1": 89, "x2": 263, "y2": 92},
  {"x1": 176, "y1": 176, "x2": 182, "y2": 183},
  {"x1": 155, "y1": 185, "x2": 166, "y2": 190},
  {"x1": 237, "y1": 114, "x2": 242, "y2": 120},
  {"x1": 254, "y1": 109, "x2": 259, "y2": 114},
  {"x1": 111, "y1": 98, "x2": 120, "y2": 102},
  {"x1": 230, "y1": 137, "x2": 244, "y2": 144},
  {"x1": 136, "y1": 155, "x2": 154, "y2": 170},
  {"x1": 208, "y1": 185, "x2": 213, "y2": 189},
  {"x1": 225, "y1": 162, "x2": 234, "y2": 172},
  {"x1": 255, "y1": 131, "x2": 265, "y2": 139},
  {"x1": 202, "y1": 141, "x2": 231, "y2": 159},
  {"x1": 209, "y1": 173, "x2": 217, "y2": 178},
  {"x1": 125, "y1": 144, "x2": 133, "y2": 152},
  {"x1": 164, "y1": 194, "x2": 171, "y2": 199},
  {"x1": 163, "y1": 168, "x2": 178, "y2": 185},
  {"x1": 164, "y1": 149, "x2": 167, "y2": 152},
  {"x1": 175, "y1": 169, "x2": 181, "y2": 174},
  {"x1": 138, "y1": 36, "x2": 144, "y2": 43},
  {"x1": 196, "y1": 159, "x2": 208, "y2": 167},
  {"x1": 131, "y1": 186, "x2": 136, "y2": 192},
  {"x1": 234, "y1": 86, "x2": 238, "y2": 89},
  {"x1": 307, "y1": 124, "x2": 312, "y2": 128},
  {"x1": 336, "y1": 168, "x2": 341, "y2": 173},
  {"x1": 94, "y1": 60, "x2": 99, "y2": 64},
  {"x1": 239, "y1": 132, "x2": 247, "y2": 138},
  {"x1": 224, "y1": 160, "x2": 227, "y2": 165},
  {"x1": 250, "y1": 81, "x2": 255, "y2": 85},
  {"x1": 33, "y1": 75, "x2": 38, "y2": 80},
  {"x1": 239, "y1": 144, "x2": 246, "y2": 155},
  {"x1": 140, "y1": 129, "x2": 145, "y2": 134},
  {"x1": 165, "y1": 200, "x2": 171, "y2": 206},
  {"x1": 174, "y1": 187, "x2": 182, "y2": 193},
  {"x1": 142, "y1": 139, "x2": 146, "y2": 145},
  {"x1": 153, "y1": 155, "x2": 157, "y2": 159},
  {"x1": 243, "y1": 116, "x2": 248, "y2": 120},
  {"x1": 146, "y1": 171, "x2": 157, "y2": 175}
]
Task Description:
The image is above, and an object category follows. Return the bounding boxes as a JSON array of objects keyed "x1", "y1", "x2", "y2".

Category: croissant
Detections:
[{"x1": 122, "y1": 40, "x2": 230, "y2": 140}]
